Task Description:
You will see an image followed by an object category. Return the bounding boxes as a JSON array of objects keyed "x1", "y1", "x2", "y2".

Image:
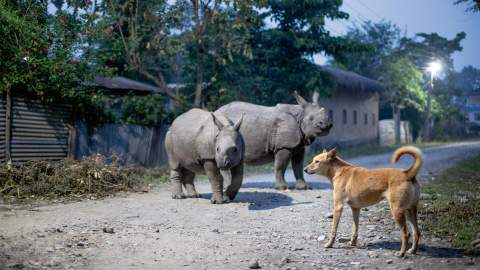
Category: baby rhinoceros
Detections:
[{"x1": 165, "y1": 109, "x2": 244, "y2": 204}]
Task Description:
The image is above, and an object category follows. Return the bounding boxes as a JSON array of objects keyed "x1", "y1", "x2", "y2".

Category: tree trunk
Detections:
[
  {"x1": 194, "y1": 52, "x2": 204, "y2": 108},
  {"x1": 393, "y1": 105, "x2": 401, "y2": 145},
  {"x1": 193, "y1": 0, "x2": 204, "y2": 108}
]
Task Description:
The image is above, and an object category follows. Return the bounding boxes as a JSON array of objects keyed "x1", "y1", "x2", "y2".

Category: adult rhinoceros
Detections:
[
  {"x1": 216, "y1": 92, "x2": 332, "y2": 190},
  {"x1": 165, "y1": 109, "x2": 244, "y2": 204}
]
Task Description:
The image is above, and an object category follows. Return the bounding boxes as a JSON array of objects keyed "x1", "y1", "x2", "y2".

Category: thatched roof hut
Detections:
[{"x1": 320, "y1": 66, "x2": 384, "y2": 94}]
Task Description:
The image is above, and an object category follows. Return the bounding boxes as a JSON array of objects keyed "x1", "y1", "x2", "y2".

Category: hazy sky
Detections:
[{"x1": 314, "y1": 0, "x2": 480, "y2": 71}]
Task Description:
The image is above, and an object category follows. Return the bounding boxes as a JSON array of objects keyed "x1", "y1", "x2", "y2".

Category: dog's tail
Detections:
[{"x1": 391, "y1": 146, "x2": 423, "y2": 180}]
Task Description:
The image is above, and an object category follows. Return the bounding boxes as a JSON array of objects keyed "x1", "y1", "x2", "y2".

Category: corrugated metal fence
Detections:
[
  {"x1": 0, "y1": 98, "x2": 6, "y2": 163},
  {"x1": 0, "y1": 97, "x2": 72, "y2": 164},
  {"x1": 0, "y1": 96, "x2": 168, "y2": 166},
  {"x1": 75, "y1": 121, "x2": 168, "y2": 166}
]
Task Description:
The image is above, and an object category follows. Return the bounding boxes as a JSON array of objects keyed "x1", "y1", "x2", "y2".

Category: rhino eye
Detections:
[
  {"x1": 216, "y1": 146, "x2": 220, "y2": 152},
  {"x1": 309, "y1": 116, "x2": 314, "y2": 121}
]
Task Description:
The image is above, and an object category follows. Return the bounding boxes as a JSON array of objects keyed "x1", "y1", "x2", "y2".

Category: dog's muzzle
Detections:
[{"x1": 304, "y1": 168, "x2": 314, "y2": 175}]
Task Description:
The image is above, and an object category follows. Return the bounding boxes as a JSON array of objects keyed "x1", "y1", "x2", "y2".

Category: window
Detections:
[
  {"x1": 343, "y1": 109, "x2": 347, "y2": 124},
  {"x1": 364, "y1": 113, "x2": 368, "y2": 125},
  {"x1": 372, "y1": 113, "x2": 376, "y2": 126},
  {"x1": 329, "y1": 109, "x2": 334, "y2": 123},
  {"x1": 353, "y1": 110, "x2": 357, "y2": 125},
  {"x1": 475, "y1": 112, "x2": 480, "y2": 121}
]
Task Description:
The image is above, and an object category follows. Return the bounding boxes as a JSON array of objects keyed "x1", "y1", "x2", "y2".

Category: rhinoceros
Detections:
[
  {"x1": 165, "y1": 108, "x2": 244, "y2": 204},
  {"x1": 216, "y1": 91, "x2": 332, "y2": 190}
]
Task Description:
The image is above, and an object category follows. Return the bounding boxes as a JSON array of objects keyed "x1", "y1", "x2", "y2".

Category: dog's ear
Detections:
[
  {"x1": 327, "y1": 147, "x2": 337, "y2": 159},
  {"x1": 322, "y1": 149, "x2": 327, "y2": 153}
]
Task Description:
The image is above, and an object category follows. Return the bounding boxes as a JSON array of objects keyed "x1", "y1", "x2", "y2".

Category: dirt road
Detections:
[{"x1": 1, "y1": 141, "x2": 480, "y2": 270}]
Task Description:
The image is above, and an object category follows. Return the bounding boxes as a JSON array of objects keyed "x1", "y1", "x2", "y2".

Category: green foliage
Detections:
[
  {"x1": 0, "y1": 0, "x2": 113, "y2": 127},
  {"x1": 381, "y1": 56, "x2": 426, "y2": 111},
  {"x1": 113, "y1": 94, "x2": 174, "y2": 126},
  {"x1": 204, "y1": 0, "x2": 363, "y2": 109},
  {"x1": 455, "y1": 0, "x2": 480, "y2": 12},
  {"x1": 456, "y1": 65, "x2": 480, "y2": 95}
]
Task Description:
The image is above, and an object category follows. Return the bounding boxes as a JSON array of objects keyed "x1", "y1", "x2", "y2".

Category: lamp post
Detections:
[{"x1": 423, "y1": 61, "x2": 442, "y2": 141}]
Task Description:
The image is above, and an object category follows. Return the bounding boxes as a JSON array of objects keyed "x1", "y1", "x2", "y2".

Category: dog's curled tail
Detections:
[{"x1": 391, "y1": 146, "x2": 423, "y2": 180}]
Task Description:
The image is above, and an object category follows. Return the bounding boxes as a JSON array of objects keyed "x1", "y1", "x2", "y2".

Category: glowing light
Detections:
[{"x1": 426, "y1": 61, "x2": 442, "y2": 76}]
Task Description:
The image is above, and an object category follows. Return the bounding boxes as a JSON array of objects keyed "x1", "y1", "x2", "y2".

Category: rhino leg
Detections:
[
  {"x1": 203, "y1": 161, "x2": 225, "y2": 204},
  {"x1": 183, "y1": 169, "x2": 200, "y2": 198},
  {"x1": 170, "y1": 169, "x2": 186, "y2": 199},
  {"x1": 274, "y1": 149, "x2": 292, "y2": 190},
  {"x1": 292, "y1": 147, "x2": 309, "y2": 190},
  {"x1": 225, "y1": 162, "x2": 243, "y2": 201}
]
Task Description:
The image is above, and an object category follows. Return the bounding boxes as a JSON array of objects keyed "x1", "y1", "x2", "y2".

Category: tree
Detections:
[
  {"x1": 101, "y1": 0, "x2": 188, "y2": 105},
  {"x1": 456, "y1": 66, "x2": 480, "y2": 95},
  {"x1": 203, "y1": 0, "x2": 363, "y2": 109},
  {"x1": 341, "y1": 20, "x2": 401, "y2": 80},
  {"x1": 380, "y1": 56, "x2": 426, "y2": 144},
  {"x1": 455, "y1": 0, "x2": 480, "y2": 12},
  {"x1": 400, "y1": 32, "x2": 466, "y2": 140}
]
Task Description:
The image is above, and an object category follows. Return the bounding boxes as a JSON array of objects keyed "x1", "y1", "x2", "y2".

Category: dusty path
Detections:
[{"x1": 1, "y1": 141, "x2": 480, "y2": 270}]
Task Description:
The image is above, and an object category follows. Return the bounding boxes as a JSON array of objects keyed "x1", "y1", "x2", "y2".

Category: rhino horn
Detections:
[
  {"x1": 233, "y1": 113, "x2": 244, "y2": 131},
  {"x1": 211, "y1": 113, "x2": 225, "y2": 130},
  {"x1": 312, "y1": 91, "x2": 320, "y2": 105},
  {"x1": 293, "y1": 90, "x2": 308, "y2": 107}
]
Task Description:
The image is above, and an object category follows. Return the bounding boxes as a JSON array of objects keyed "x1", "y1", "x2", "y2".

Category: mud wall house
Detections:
[
  {"x1": 465, "y1": 93, "x2": 480, "y2": 133},
  {"x1": 74, "y1": 76, "x2": 169, "y2": 166},
  {"x1": 313, "y1": 67, "x2": 383, "y2": 149}
]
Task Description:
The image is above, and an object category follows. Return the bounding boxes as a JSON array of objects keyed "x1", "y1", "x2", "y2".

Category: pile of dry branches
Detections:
[{"x1": 0, "y1": 155, "x2": 147, "y2": 200}]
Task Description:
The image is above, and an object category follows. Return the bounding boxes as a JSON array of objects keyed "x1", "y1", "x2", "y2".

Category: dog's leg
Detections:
[
  {"x1": 406, "y1": 206, "x2": 420, "y2": 255},
  {"x1": 350, "y1": 207, "x2": 360, "y2": 246},
  {"x1": 325, "y1": 193, "x2": 344, "y2": 248},
  {"x1": 393, "y1": 209, "x2": 409, "y2": 257}
]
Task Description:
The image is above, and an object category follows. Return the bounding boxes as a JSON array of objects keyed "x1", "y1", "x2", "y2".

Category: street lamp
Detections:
[
  {"x1": 426, "y1": 61, "x2": 442, "y2": 78},
  {"x1": 423, "y1": 61, "x2": 442, "y2": 141}
]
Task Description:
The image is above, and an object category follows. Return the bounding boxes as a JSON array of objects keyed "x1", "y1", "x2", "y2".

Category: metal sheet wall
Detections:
[
  {"x1": 0, "y1": 97, "x2": 71, "y2": 164},
  {"x1": 0, "y1": 98, "x2": 5, "y2": 163}
]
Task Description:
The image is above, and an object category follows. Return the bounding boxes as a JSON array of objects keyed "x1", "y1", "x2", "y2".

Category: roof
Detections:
[
  {"x1": 93, "y1": 76, "x2": 160, "y2": 93},
  {"x1": 320, "y1": 66, "x2": 384, "y2": 93}
]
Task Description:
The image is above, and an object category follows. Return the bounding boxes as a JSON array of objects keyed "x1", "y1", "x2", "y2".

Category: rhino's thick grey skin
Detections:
[
  {"x1": 216, "y1": 92, "x2": 332, "y2": 190},
  {"x1": 165, "y1": 109, "x2": 244, "y2": 204}
]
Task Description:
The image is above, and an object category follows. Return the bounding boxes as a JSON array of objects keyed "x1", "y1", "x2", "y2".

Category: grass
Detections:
[{"x1": 419, "y1": 154, "x2": 480, "y2": 252}]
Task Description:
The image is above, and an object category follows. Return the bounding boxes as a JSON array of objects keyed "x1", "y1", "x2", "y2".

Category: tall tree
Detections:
[
  {"x1": 455, "y1": 0, "x2": 480, "y2": 12},
  {"x1": 101, "y1": 0, "x2": 188, "y2": 104},
  {"x1": 203, "y1": 0, "x2": 362, "y2": 108},
  {"x1": 380, "y1": 56, "x2": 426, "y2": 143},
  {"x1": 341, "y1": 20, "x2": 401, "y2": 80},
  {"x1": 400, "y1": 32, "x2": 466, "y2": 140},
  {"x1": 184, "y1": 0, "x2": 260, "y2": 107}
]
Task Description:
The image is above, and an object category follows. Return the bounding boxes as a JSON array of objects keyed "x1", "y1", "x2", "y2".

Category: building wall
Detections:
[
  {"x1": 465, "y1": 95, "x2": 480, "y2": 124},
  {"x1": 379, "y1": 120, "x2": 413, "y2": 146},
  {"x1": 314, "y1": 90, "x2": 379, "y2": 148}
]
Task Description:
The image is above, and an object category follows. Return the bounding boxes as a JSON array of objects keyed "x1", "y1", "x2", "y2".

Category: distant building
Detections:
[
  {"x1": 314, "y1": 66, "x2": 383, "y2": 148},
  {"x1": 465, "y1": 93, "x2": 480, "y2": 133}
]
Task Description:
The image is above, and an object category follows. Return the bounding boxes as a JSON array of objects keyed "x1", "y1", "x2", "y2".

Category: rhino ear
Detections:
[
  {"x1": 293, "y1": 90, "x2": 308, "y2": 107},
  {"x1": 211, "y1": 113, "x2": 225, "y2": 130},
  {"x1": 233, "y1": 114, "x2": 244, "y2": 131},
  {"x1": 312, "y1": 91, "x2": 320, "y2": 105}
]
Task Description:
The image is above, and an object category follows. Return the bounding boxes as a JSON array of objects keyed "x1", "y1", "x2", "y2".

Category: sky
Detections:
[{"x1": 314, "y1": 0, "x2": 480, "y2": 71}]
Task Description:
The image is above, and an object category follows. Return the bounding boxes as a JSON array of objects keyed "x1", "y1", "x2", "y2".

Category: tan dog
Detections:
[{"x1": 304, "y1": 146, "x2": 422, "y2": 257}]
